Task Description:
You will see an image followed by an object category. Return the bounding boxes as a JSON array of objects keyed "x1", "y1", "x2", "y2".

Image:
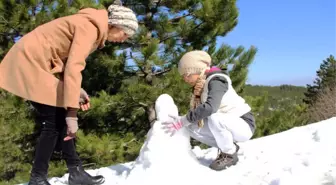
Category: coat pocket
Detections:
[
  {"x1": 49, "y1": 47, "x2": 65, "y2": 74},
  {"x1": 50, "y1": 57, "x2": 64, "y2": 74}
]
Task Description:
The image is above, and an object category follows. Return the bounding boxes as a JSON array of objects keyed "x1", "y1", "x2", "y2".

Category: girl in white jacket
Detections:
[{"x1": 164, "y1": 50, "x2": 256, "y2": 171}]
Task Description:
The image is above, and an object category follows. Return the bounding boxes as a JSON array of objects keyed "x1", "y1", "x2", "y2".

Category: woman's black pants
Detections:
[{"x1": 30, "y1": 101, "x2": 81, "y2": 176}]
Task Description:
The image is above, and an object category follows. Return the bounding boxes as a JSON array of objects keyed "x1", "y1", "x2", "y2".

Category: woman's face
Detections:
[
  {"x1": 107, "y1": 26, "x2": 129, "y2": 43},
  {"x1": 183, "y1": 73, "x2": 200, "y2": 86}
]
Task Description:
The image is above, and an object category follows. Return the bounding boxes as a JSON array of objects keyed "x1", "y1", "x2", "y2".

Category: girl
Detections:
[
  {"x1": 164, "y1": 50, "x2": 256, "y2": 171},
  {"x1": 0, "y1": 3, "x2": 138, "y2": 185}
]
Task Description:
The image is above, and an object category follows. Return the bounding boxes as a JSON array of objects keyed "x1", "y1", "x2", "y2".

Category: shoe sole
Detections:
[
  {"x1": 69, "y1": 179, "x2": 105, "y2": 185},
  {"x1": 209, "y1": 159, "x2": 239, "y2": 171}
]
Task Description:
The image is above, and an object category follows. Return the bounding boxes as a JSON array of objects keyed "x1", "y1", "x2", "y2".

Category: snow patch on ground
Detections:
[{"x1": 18, "y1": 94, "x2": 336, "y2": 185}]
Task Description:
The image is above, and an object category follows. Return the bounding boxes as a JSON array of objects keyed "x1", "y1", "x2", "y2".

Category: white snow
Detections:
[{"x1": 19, "y1": 94, "x2": 336, "y2": 185}]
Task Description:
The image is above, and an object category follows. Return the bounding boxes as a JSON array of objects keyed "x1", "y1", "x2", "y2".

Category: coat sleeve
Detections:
[{"x1": 63, "y1": 23, "x2": 98, "y2": 109}]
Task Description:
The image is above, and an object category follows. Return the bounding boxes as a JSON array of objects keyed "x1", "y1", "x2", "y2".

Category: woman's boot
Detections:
[
  {"x1": 27, "y1": 172, "x2": 51, "y2": 185},
  {"x1": 68, "y1": 165, "x2": 105, "y2": 185}
]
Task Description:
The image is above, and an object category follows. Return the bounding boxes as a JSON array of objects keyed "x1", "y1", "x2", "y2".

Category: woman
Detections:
[
  {"x1": 163, "y1": 50, "x2": 256, "y2": 171},
  {"x1": 0, "y1": 3, "x2": 138, "y2": 185}
]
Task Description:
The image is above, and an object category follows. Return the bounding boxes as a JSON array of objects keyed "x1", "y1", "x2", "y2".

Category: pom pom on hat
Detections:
[
  {"x1": 178, "y1": 50, "x2": 212, "y2": 76},
  {"x1": 107, "y1": 1, "x2": 138, "y2": 37}
]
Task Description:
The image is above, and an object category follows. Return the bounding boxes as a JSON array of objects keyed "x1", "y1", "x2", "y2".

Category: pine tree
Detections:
[
  {"x1": 0, "y1": 0, "x2": 104, "y2": 59},
  {"x1": 0, "y1": 91, "x2": 36, "y2": 184},
  {"x1": 80, "y1": 0, "x2": 257, "y2": 137},
  {"x1": 303, "y1": 55, "x2": 336, "y2": 105},
  {"x1": 303, "y1": 55, "x2": 336, "y2": 122},
  {"x1": 0, "y1": 0, "x2": 258, "y2": 183}
]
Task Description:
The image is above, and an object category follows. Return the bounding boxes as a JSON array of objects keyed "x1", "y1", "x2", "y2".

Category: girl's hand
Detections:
[{"x1": 162, "y1": 114, "x2": 191, "y2": 136}]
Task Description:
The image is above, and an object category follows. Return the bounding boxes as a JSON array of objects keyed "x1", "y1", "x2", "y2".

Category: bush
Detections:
[
  {"x1": 0, "y1": 91, "x2": 35, "y2": 184},
  {"x1": 307, "y1": 86, "x2": 336, "y2": 122}
]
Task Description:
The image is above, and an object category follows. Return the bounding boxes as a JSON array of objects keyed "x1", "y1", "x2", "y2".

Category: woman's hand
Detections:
[
  {"x1": 64, "y1": 117, "x2": 78, "y2": 141},
  {"x1": 79, "y1": 88, "x2": 90, "y2": 111}
]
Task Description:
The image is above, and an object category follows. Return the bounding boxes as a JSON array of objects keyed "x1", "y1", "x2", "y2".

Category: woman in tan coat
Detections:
[{"x1": 0, "y1": 3, "x2": 138, "y2": 185}]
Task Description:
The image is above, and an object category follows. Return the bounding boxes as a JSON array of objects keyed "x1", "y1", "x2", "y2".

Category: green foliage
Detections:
[
  {"x1": 253, "y1": 103, "x2": 309, "y2": 138},
  {"x1": 207, "y1": 42, "x2": 258, "y2": 93},
  {"x1": 303, "y1": 55, "x2": 336, "y2": 122},
  {"x1": 0, "y1": 91, "x2": 35, "y2": 184},
  {"x1": 79, "y1": 0, "x2": 257, "y2": 153},
  {"x1": 304, "y1": 55, "x2": 336, "y2": 105},
  {"x1": 242, "y1": 85, "x2": 309, "y2": 138},
  {"x1": 306, "y1": 86, "x2": 336, "y2": 122},
  {"x1": 76, "y1": 131, "x2": 144, "y2": 165},
  {"x1": 243, "y1": 84, "x2": 306, "y2": 113},
  {"x1": 0, "y1": 0, "x2": 102, "y2": 58}
]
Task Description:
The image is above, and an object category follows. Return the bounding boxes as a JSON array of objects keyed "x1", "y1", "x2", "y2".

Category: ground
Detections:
[{"x1": 19, "y1": 94, "x2": 336, "y2": 185}]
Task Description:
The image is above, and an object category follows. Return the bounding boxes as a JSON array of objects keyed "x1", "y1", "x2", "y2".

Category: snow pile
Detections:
[
  {"x1": 122, "y1": 94, "x2": 214, "y2": 185},
  {"x1": 18, "y1": 94, "x2": 336, "y2": 185}
]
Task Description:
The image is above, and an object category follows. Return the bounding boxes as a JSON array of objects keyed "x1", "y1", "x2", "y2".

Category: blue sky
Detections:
[{"x1": 219, "y1": 0, "x2": 335, "y2": 86}]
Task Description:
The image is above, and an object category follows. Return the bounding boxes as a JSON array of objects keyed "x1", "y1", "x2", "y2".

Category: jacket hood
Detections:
[
  {"x1": 77, "y1": 8, "x2": 109, "y2": 49},
  {"x1": 205, "y1": 67, "x2": 225, "y2": 78}
]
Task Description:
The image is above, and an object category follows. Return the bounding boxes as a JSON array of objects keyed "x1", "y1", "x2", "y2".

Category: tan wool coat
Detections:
[{"x1": 0, "y1": 8, "x2": 108, "y2": 109}]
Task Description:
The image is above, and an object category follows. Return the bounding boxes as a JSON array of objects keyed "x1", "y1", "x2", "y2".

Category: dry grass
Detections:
[{"x1": 308, "y1": 85, "x2": 336, "y2": 122}]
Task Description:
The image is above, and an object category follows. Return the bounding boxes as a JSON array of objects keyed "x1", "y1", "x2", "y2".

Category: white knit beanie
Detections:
[
  {"x1": 107, "y1": 2, "x2": 138, "y2": 37},
  {"x1": 178, "y1": 50, "x2": 212, "y2": 76}
]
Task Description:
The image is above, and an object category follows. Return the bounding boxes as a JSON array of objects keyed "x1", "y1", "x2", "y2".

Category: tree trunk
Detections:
[{"x1": 147, "y1": 104, "x2": 156, "y2": 127}]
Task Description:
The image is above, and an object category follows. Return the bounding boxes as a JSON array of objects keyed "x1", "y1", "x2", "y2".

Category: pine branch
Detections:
[
  {"x1": 149, "y1": 0, "x2": 161, "y2": 21},
  {"x1": 123, "y1": 68, "x2": 171, "y2": 77},
  {"x1": 126, "y1": 91, "x2": 147, "y2": 107},
  {"x1": 168, "y1": 13, "x2": 193, "y2": 24},
  {"x1": 130, "y1": 53, "x2": 147, "y2": 75},
  {"x1": 154, "y1": 68, "x2": 171, "y2": 76},
  {"x1": 32, "y1": 5, "x2": 36, "y2": 16},
  {"x1": 121, "y1": 138, "x2": 138, "y2": 148},
  {"x1": 119, "y1": 18, "x2": 203, "y2": 48},
  {"x1": 138, "y1": 102, "x2": 148, "y2": 107},
  {"x1": 122, "y1": 3, "x2": 144, "y2": 7},
  {"x1": 160, "y1": 21, "x2": 204, "y2": 43},
  {"x1": 0, "y1": 16, "x2": 21, "y2": 37}
]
